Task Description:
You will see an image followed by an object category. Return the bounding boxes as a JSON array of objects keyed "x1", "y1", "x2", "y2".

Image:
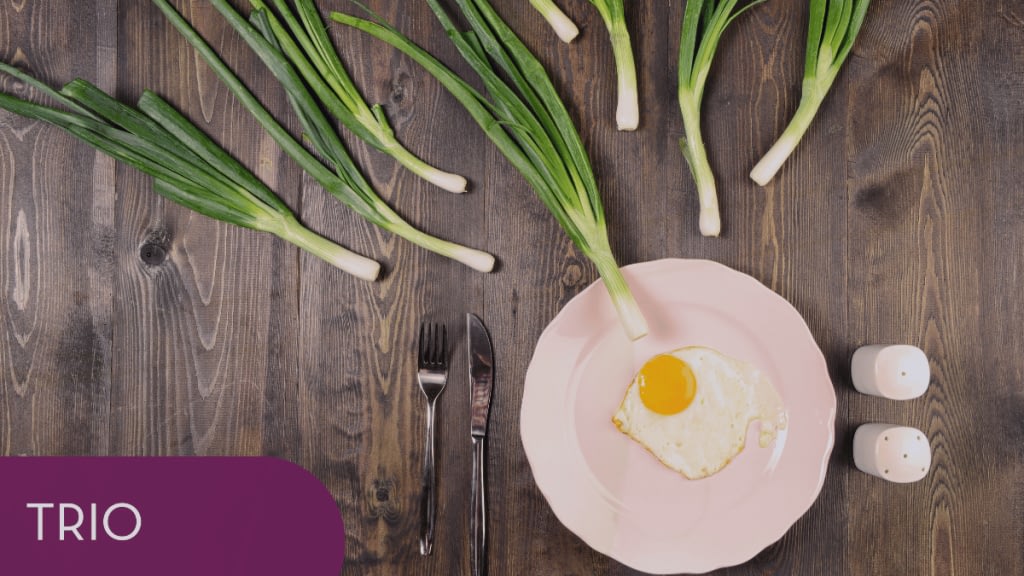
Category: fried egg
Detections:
[{"x1": 612, "y1": 346, "x2": 787, "y2": 480}]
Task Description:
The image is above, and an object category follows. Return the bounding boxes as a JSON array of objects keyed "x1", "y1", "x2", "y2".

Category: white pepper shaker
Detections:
[
  {"x1": 853, "y1": 424, "x2": 931, "y2": 483},
  {"x1": 851, "y1": 344, "x2": 930, "y2": 400}
]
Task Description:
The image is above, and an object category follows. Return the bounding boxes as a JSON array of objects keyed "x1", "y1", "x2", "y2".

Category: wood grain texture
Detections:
[
  {"x1": 0, "y1": 0, "x2": 109, "y2": 456},
  {"x1": 1, "y1": 0, "x2": 1022, "y2": 575}
]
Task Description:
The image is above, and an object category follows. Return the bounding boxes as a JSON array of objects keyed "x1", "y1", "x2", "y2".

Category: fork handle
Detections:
[
  {"x1": 470, "y1": 435, "x2": 486, "y2": 576},
  {"x1": 419, "y1": 400, "x2": 437, "y2": 555}
]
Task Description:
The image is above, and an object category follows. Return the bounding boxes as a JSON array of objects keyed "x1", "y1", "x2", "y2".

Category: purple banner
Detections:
[{"x1": 0, "y1": 457, "x2": 345, "y2": 575}]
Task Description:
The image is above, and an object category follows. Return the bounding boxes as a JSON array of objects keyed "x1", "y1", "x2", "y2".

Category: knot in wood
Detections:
[
  {"x1": 139, "y1": 242, "x2": 168, "y2": 266},
  {"x1": 390, "y1": 72, "x2": 411, "y2": 105},
  {"x1": 560, "y1": 264, "x2": 583, "y2": 287},
  {"x1": 367, "y1": 477, "x2": 400, "y2": 521}
]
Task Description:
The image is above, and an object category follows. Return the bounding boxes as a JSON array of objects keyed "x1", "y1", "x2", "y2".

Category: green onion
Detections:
[
  {"x1": 588, "y1": 0, "x2": 639, "y2": 131},
  {"x1": 247, "y1": 0, "x2": 467, "y2": 193},
  {"x1": 333, "y1": 0, "x2": 649, "y2": 340},
  {"x1": 678, "y1": 0, "x2": 764, "y2": 237},
  {"x1": 0, "y1": 62, "x2": 382, "y2": 280},
  {"x1": 151, "y1": 0, "x2": 495, "y2": 273},
  {"x1": 750, "y1": 0, "x2": 870, "y2": 186},
  {"x1": 530, "y1": 0, "x2": 579, "y2": 43}
]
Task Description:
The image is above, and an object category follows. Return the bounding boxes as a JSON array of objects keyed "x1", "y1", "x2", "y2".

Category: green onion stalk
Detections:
[
  {"x1": 248, "y1": 0, "x2": 467, "y2": 193},
  {"x1": 152, "y1": 0, "x2": 495, "y2": 273},
  {"x1": 678, "y1": 0, "x2": 764, "y2": 237},
  {"x1": 750, "y1": 0, "x2": 869, "y2": 186},
  {"x1": 0, "y1": 62, "x2": 381, "y2": 280},
  {"x1": 588, "y1": 0, "x2": 638, "y2": 131},
  {"x1": 333, "y1": 0, "x2": 649, "y2": 339},
  {"x1": 530, "y1": 0, "x2": 579, "y2": 43}
]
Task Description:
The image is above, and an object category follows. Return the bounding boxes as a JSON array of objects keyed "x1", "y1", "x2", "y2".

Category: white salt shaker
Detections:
[
  {"x1": 851, "y1": 344, "x2": 930, "y2": 400},
  {"x1": 853, "y1": 424, "x2": 931, "y2": 483}
]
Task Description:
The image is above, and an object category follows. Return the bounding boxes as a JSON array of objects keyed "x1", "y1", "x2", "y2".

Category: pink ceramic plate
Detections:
[{"x1": 521, "y1": 259, "x2": 835, "y2": 574}]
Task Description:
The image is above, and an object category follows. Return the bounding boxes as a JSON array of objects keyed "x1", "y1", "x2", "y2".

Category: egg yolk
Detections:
[{"x1": 637, "y1": 354, "x2": 697, "y2": 415}]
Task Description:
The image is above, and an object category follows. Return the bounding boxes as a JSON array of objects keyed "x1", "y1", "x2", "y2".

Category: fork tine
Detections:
[
  {"x1": 417, "y1": 322, "x2": 448, "y2": 369},
  {"x1": 419, "y1": 317, "x2": 428, "y2": 362},
  {"x1": 429, "y1": 323, "x2": 438, "y2": 364},
  {"x1": 436, "y1": 324, "x2": 443, "y2": 365},
  {"x1": 430, "y1": 324, "x2": 438, "y2": 366},
  {"x1": 426, "y1": 323, "x2": 435, "y2": 364},
  {"x1": 440, "y1": 325, "x2": 447, "y2": 366}
]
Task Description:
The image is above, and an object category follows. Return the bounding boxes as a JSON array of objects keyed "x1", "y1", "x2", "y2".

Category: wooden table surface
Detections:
[{"x1": 2, "y1": 1, "x2": 1022, "y2": 574}]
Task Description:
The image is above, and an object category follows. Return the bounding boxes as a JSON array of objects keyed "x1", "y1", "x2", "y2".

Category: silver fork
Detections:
[{"x1": 417, "y1": 322, "x2": 448, "y2": 556}]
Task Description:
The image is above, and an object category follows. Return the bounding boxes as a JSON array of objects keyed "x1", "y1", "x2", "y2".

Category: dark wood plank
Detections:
[
  {"x1": 106, "y1": 0, "x2": 304, "y2": 457},
  {"x1": 294, "y1": 2, "x2": 490, "y2": 574},
  {"x1": 0, "y1": 0, "x2": 111, "y2": 456},
  {"x1": 480, "y1": 4, "x2": 613, "y2": 573},
  {"x1": 1, "y1": 1, "x2": 1023, "y2": 575},
  {"x1": 713, "y1": 0, "x2": 853, "y2": 573},
  {"x1": 846, "y1": 1, "x2": 1024, "y2": 575},
  {"x1": 976, "y1": 4, "x2": 1024, "y2": 575}
]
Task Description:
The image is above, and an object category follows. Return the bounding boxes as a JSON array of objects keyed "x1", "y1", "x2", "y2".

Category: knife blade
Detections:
[
  {"x1": 468, "y1": 313, "x2": 494, "y2": 437},
  {"x1": 467, "y1": 313, "x2": 493, "y2": 576}
]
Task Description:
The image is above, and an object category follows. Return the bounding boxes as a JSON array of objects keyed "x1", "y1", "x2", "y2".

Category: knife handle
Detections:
[{"x1": 470, "y1": 436, "x2": 487, "y2": 576}]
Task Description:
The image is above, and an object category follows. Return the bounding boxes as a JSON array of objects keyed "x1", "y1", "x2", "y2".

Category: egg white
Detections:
[{"x1": 612, "y1": 346, "x2": 787, "y2": 480}]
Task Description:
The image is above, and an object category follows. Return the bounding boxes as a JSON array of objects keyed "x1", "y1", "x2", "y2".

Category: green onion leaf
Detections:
[
  {"x1": 678, "y1": 0, "x2": 765, "y2": 237},
  {"x1": 248, "y1": 0, "x2": 467, "y2": 193},
  {"x1": 334, "y1": 0, "x2": 649, "y2": 340},
  {"x1": 0, "y1": 66, "x2": 382, "y2": 280},
  {"x1": 749, "y1": 0, "x2": 870, "y2": 186},
  {"x1": 150, "y1": 0, "x2": 495, "y2": 272},
  {"x1": 587, "y1": 0, "x2": 639, "y2": 130}
]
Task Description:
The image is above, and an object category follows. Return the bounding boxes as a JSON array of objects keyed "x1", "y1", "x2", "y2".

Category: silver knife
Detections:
[{"x1": 467, "y1": 313, "x2": 494, "y2": 576}]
